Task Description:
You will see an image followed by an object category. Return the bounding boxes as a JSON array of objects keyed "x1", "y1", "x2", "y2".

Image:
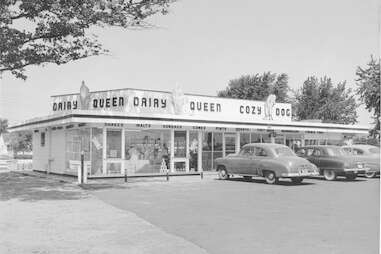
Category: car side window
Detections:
[
  {"x1": 342, "y1": 147, "x2": 352, "y2": 154},
  {"x1": 240, "y1": 147, "x2": 254, "y2": 156},
  {"x1": 312, "y1": 148, "x2": 322, "y2": 157},
  {"x1": 353, "y1": 149, "x2": 364, "y2": 155},
  {"x1": 296, "y1": 148, "x2": 306, "y2": 156},
  {"x1": 306, "y1": 148, "x2": 314, "y2": 156},
  {"x1": 254, "y1": 147, "x2": 267, "y2": 157}
]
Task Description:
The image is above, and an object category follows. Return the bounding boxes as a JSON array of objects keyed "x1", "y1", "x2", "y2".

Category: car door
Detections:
[
  {"x1": 310, "y1": 148, "x2": 324, "y2": 169},
  {"x1": 244, "y1": 146, "x2": 266, "y2": 175},
  {"x1": 233, "y1": 146, "x2": 253, "y2": 174}
]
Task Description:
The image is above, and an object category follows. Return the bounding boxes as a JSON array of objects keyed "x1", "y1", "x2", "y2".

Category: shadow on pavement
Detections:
[
  {"x1": 0, "y1": 171, "x2": 85, "y2": 202},
  {"x1": 306, "y1": 176, "x2": 368, "y2": 182},
  {"x1": 222, "y1": 177, "x2": 316, "y2": 186}
]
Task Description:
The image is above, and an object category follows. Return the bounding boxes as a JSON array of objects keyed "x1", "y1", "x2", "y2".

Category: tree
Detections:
[
  {"x1": 9, "y1": 131, "x2": 32, "y2": 155},
  {"x1": 0, "y1": 118, "x2": 8, "y2": 134},
  {"x1": 294, "y1": 76, "x2": 358, "y2": 124},
  {"x1": 217, "y1": 72, "x2": 290, "y2": 102},
  {"x1": 0, "y1": 0, "x2": 174, "y2": 79},
  {"x1": 356, "y1": 56, "x2": 380, "y2": 138}
]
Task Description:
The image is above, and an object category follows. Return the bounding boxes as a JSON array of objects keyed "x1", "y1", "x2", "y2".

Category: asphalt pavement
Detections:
[{"x1": 94, "y1": 175, "x2": 380, "y2": 254}]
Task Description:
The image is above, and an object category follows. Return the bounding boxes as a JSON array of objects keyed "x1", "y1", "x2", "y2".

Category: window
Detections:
[
  {"x1": 275, "y1": 147, "x2": 295, "y2": 156},
  {"x1": 254, "y1": 147, "x2": 268, "y2": 157},
  {"x1": 240, "y1": 146, "x2": 254, "y2": 156},
  {"x1": 40, "y1": 132, "x2": 45, "y2": 147},
  {"x1": 353, "y1": 148, "x2": 364, "y2": 155},
  {"x1": 312, "y1": 149, "x2": 322, "y2": 156},
  {"x1": 369, "y1": 147, "x2": 380, "y2": 154},
  {"x1": 296, "y1": 148, "x2": 306, "y2": 156}
]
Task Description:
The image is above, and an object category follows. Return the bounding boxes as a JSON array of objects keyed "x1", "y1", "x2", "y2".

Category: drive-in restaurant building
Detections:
[{"x1": 8, "y1": 84, "x2": 370, "y2": 178}]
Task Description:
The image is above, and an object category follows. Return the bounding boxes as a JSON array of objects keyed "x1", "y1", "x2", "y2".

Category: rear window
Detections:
[
  {"x1": 275, "y1": 147, "x2": 295, "y2": 156},
  {"x1": 369, "y1": 147, "x2": 380, "y2": 154},
  {"x1": 326, "y1": 147, "x2": 345, "y2": 156}
]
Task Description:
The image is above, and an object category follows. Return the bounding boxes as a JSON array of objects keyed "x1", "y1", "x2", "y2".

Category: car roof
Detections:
[
  {"x1": 342, "y1": 144, "x2": 379, "y2": 149},
  {"x1": 243, "y1": 143, "x2": 287, "y2": 149},
  {"x1": 299, "y1": 145, "x2": 340, "y2": 149}
]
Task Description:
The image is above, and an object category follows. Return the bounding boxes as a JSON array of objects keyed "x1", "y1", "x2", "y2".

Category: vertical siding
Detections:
[
  {"x1": 32, "y1": 131, "x2": 49, "y2": 171},
  {"x1": 50, "y1": 129, "x2": 66, "y2": 174}
]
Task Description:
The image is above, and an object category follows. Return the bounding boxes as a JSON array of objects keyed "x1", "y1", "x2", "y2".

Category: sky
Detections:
[{"x1": 0, "y1": 0, "x2": 379, "y2": 125}]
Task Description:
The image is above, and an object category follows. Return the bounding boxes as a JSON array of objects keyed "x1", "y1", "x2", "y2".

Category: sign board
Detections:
[{"x1": 51, "y1": 85, "x2": 292, "y2": 124}]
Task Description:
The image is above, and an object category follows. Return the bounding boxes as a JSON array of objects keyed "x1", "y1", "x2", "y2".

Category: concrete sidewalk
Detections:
[{"x1": 0, "y1": 172, "x2": 208, "y2": 254}]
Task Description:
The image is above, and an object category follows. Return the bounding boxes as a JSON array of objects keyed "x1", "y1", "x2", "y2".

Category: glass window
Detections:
[
  {"x1": 125, "y1": 129, "x2": 170, "y2": 175},
  {"x1": 254, "y1": 147, "x2": 268, "y2": 157},
  {"x1": 240, "y1": 133, "x2": 250, "y2": 148},
  {"x1": 225, "y1": 134, "x2": 236, "y2": 156},
  {"x1": 353, "y1": 148, "x2": 364, "y2": 155},
  {"x1": 202, "y1": 132, "x2": 212, "y2": 170},
  {"x1": 65, "y1": 128, "x2": 90, "y2": 174},
  {"x1": 240, "y1": 146, "x2": 254, "y2": 156},
  {"x1": 213, "y1": 133, "x2": 223, "y2": 151},
  {"x1": 174, "y1": 131, "x2": 186, "y2": 158},
  {"x1": 369, "y1": 147, "x2": 380, "y2": 154},
  {"x1": 107, "y1": 130, "x2": 121, "y2": 158},
  {"x1": 251, "y1": 133, "x2": 262, "y2": 143},
  {"x1": 91, "y1": 128, "x2": 103, "y2": 175},
  {"x1": 189, "y1": 131, "x2": 199, "y2": 171},
  {"x1": 275, "y1": 147, "x2": 295, "y2": 156},
  {"x1": 312, "y1": 148, "x2": 322, "y2": 156},
  {"x1": 326, "y1": 147, "x2": 345, "y2": 156}
]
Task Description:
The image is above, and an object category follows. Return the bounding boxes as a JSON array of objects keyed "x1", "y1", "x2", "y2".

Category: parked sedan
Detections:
[
  {"x1": 296, "y1": 145, "x2": 370, "y2": 181},
  {"x1": 214, "y1": 143, "x2": 319, "y2": 184},
  {"x1": 341, "y1": 145, "x2": 380, "y2": 178}
]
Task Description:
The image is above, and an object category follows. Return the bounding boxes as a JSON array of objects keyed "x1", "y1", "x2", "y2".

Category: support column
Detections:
[
  {"x1": 185, "y1": 130, "x2": 189, "y2": 172},
  {"x1": 222, "y1": 132, "x2": 226, "y2": 157},
  {"x1": 121, "y1": 128, "x2": 125, "y2": 175},
  {"x1": 170, "y1": 129, "x2": 175, "y2": 173},
  {"x1": 47, "y1": 127, "x2": 52, "y2": 174},
  {"x1": 197, "y1": 131, "x2": 203, "y2": 172},
  {"x1": 235, "y1": 132, "x2": 240, "y2": 154},
  {"x1": 102, "y1": 127, "x2": 107, "y2": 175}
]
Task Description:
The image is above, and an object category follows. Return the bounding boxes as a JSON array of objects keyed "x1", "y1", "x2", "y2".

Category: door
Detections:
[
  {"x1": 106, "y1": 129, "x2": 123, "y2": 174},
  {"x1": 173, "y1": 130, "x2": 188, "y2": 172}
]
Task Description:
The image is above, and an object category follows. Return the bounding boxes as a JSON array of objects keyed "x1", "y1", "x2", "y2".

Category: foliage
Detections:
[
  {"x1": 9, "y1": 131, "x2": 32, "y2": 154},
  {"x1": 356, "y1": 56, "x2": 380, "y2": 137},
  {"x1": 0, "y1": 0, "x2": 174, "y2": 79},
  {"x1": 217, "y1": 72, "x2": 290, "y2": 102},
  {"x1": 294, "y1": 76, "x2": 358, "y2": 124},
  {"x1": 0, "y1": 118, "x2": 8, "y2": 134}
]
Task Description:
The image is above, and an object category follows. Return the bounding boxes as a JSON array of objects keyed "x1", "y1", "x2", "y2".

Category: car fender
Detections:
[{"x1": 258, "y1": 160, "x2": 288, "y2": 177}]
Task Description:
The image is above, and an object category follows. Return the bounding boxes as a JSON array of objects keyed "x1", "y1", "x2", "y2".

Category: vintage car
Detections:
[
  {"x1": 341, "y1": 145, "x2": 380, "y2": 178},
  {"x1": 296, "y1": 145, "x2": 370, "y2": 181},
  {"x1": 214, "y1": 143, "x2": 319, "y2": 184}
]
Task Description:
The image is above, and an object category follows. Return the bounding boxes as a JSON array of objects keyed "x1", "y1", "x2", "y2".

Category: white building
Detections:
[{"x1": 8, "y1": 84, "x2": 370, "y2": 178}]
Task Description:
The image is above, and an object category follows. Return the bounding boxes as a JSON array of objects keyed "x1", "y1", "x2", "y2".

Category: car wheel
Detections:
[
  {"x1": 291, "y1": 177, "x2": 303, "y2": 184},
  {"x1": 264, "y1": 171, "x2": 278, "y2": 184},
  {"x1": 218, "y1": 167, "x2": 229, "y2": 180},
  {"x1": 323, "y1": 170, "x2": 336, "y2": 181},
  {"x1": 243, "y1": 176, "x2": 252, "y2": 181},
  {"x1": 345, "y1": 173, "x2": 357, "y2": 181},
  {"x1": 365, "y1": 171, "x2": 377, "y2": 178}
]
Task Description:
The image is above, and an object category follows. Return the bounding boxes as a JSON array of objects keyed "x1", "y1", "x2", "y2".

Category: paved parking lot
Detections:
[{"x1": 94, "y1": 175, "x2": 379, "y2": 254}]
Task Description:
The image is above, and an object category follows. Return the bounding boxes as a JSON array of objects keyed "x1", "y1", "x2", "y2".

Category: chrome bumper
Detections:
[
  {"x1": 343, "y1": 167, "x2": 370, "y2": 173},
  {"x1": 281, "y1": 171, "x2": 319, "y2": 177}
]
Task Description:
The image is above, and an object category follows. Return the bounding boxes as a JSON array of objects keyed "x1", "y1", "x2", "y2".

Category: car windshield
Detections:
[
  {"x1": 275, "y1": 147, "x2": 295, "y2": 156},
  {"x1": 369, "y1": 147, "x2": 380, "y2": 154},
  {"x1": 326, "y1": 147, "x2": 346, "y2": 156}
]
